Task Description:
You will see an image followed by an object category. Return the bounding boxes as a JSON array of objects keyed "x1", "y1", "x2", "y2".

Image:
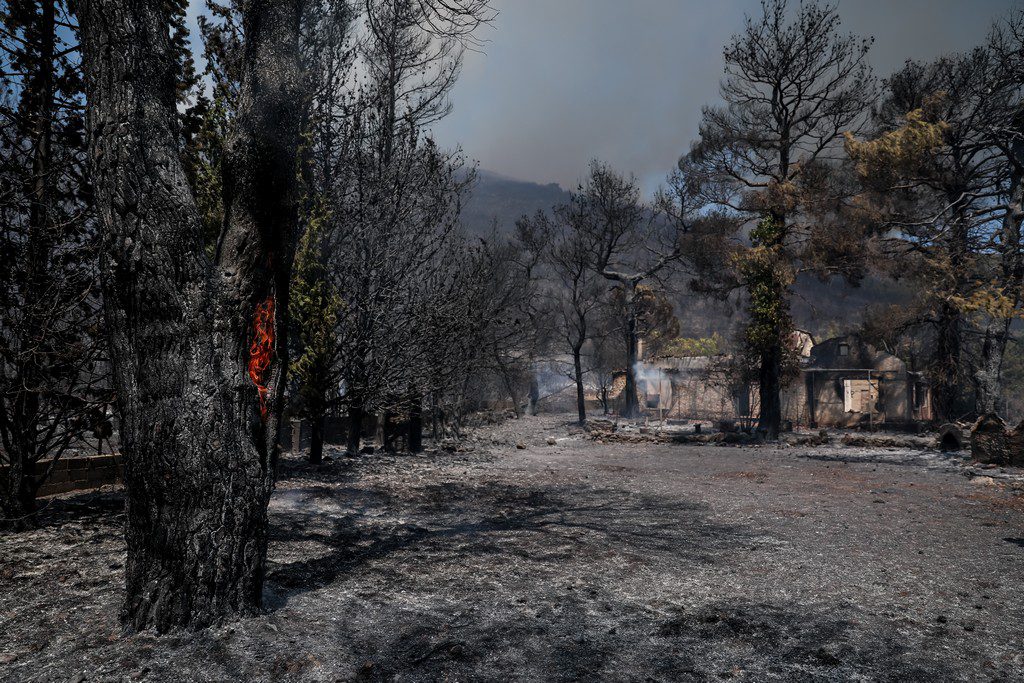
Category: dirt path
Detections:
[{"x1": 2, "y1": 414, "x2": 1023, "y2": 682}]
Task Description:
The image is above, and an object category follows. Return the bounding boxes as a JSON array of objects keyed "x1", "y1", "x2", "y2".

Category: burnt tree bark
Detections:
[
  {"x1": 80, "y1": 0, "x2": 304, "y2": 631},
  {"x1": 4, "y1": 0, "x2": 55, "y2": 524},
  {"x1": 308, "y1": 415, "x2": 324, "y2": 464},
  {"x1": 572, "y1": 342, "x2": 586, "y2": 425},
  {"x1": 407, "y1": 395, "x2": 423, "y2": 453},
  {"x1": 976, "y1": 137, "x2": 1024, "y2": 415},
  {"x1": 757, "y1": 341, "x2": 784, "y2": 440},
  {"x1": 934, "y1": 299, "x2": 964, "y2": 422},
  {"x1": 613, "y1": 280, "x2": 641, "y2": 419}
]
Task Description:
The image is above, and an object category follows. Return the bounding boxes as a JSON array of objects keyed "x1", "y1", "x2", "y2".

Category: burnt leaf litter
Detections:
[{"x1": 2, "y1": 414, "x2": 1023, "y2": 682}]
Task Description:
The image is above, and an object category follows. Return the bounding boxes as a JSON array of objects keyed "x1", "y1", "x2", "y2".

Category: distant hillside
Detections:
[
  {"x1": 460, "y1": 169, "x2": 570, "y2": 235},
  {"x1": 461, "y1": 170, "x2": 911, "y2": 339},
  {"x1": 791, "y1": 273, "x2": 912, "y2": 338},
  {"x1": 671, "y1": 272, "x2": 913, "y2": 345}
]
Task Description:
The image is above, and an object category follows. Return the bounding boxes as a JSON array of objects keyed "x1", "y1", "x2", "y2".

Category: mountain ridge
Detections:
[{"x1": 460, "y1": 169, "x2": 570, "y2": 235}]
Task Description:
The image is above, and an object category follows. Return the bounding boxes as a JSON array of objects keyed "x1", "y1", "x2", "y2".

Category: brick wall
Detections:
[{"x1": 0, "y1": 454, "x2": 124, "y2": 498}]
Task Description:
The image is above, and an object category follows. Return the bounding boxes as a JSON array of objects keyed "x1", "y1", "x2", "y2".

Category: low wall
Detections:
[
  {"x1": 289, "y1": 415, "x2": 379, "y2": 453},
  {"x1": 1, "y1": 454, "x2": 124, "y2": 498}
]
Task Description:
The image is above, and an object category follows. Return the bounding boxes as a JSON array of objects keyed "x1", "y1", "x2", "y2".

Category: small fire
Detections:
[{"x1": 248, "y1": 296, "x2": 275, "y2": 419}]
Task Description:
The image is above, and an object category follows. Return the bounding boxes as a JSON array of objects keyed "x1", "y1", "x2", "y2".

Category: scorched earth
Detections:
[{"x1": 1, "y1": 414, "x2": 1023, "y2": 682}]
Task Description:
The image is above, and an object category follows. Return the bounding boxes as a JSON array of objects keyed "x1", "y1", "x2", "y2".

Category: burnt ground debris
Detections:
[{"x1": 1, "y1": 414, "x2": 1023, "y2": 682}]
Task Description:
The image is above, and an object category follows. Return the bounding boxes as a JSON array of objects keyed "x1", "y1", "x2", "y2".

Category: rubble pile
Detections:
[
  {"x1": 586, "y1": 420, "x2": 772, "y2": 446},
  {"x1": 585, "y1": 419, "x2": 949, "y2": 451},
  {"x1": 838, "y1": 433, "x2": 936, "y2": 450}
]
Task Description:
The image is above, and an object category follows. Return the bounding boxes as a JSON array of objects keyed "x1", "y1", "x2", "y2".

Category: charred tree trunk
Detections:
[
  {"x1": 975, "y1": 142, "x2": 1024, "y2": 415},
  {"x1": 621, "y1": 286, "x2": 641, "y2": 419},
  {"x1": 757, "y1": 342, "x2": 783, "y2": 440},
  {"x1": 3, "y1": 0, "x2": 57, "y2": 527},
  {"x1": 4, "y1": 406, "x2": 39, "y2": 526},
  {"x1": 752, "y1": 212, "x2": 788, "y2": 441},
  {"x1": 932, "y1": 210, "x2": 973, "y2": 423},
  {"x1": 308, "y1": 415, "x2": 324, "y2": 464},
  {"x1": 572, "y1": 344, "x2": 586, "y2": 424},
  {"x1": 382, "y1": 407, "x2": 399, "y2": 453},
  {"x1": 976, "y1": 321, "x2": 1011, "y2": 416},
  {"x1": 933, "y1": 300, "x2": 963, "y2": 422},
  {"x1": 80, "y1": 0, "x2": 304, "y2": 631},
  {"x1": 2, "y1": 468, "x2": 39, "y2": 529},
  {"x1": 408, "y1": 396, "x2": 423, "y2": 453},
  {"x1": 430, "y1": 391, "x2": 439, "y2": 441}
]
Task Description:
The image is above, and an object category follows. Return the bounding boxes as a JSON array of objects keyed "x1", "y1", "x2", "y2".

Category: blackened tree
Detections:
[
  {"x1": 0, "y1": 0, "x2": 109, "y2": 525},
  {"x1": 846, "y1": 12, "x2": 1024, "y2": 419},
  {"x1": 685, "y1": 0, "x2": 875, "y2": 438},
  {"x1": 79, "y1": 0, "x2": 306, "y2": 631},
  {"x1": 518, "y1": 206, "x2": 604, "y2": 424},
  {"x1": 578, "y1": 161, "x2": 692, "y2": 418},
  {"x1": 315, "y1": 0, "x2": 488, "y2": 453}
]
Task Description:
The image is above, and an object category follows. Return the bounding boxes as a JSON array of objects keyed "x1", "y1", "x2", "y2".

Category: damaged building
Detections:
[{"x1": 615, "y1": 333, "x2": 933, "y2": 430}]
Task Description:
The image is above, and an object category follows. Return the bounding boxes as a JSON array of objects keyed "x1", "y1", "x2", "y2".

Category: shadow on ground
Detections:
[
  {"x1": 254, "y1": 456, "x2": 970, "y2": 682},
  {"x1": 2, "y1": 436, "x2": 1020, "y2": 682},
  {"x1": 266, "y1": 456, "x2": 745, "y2": 602}
]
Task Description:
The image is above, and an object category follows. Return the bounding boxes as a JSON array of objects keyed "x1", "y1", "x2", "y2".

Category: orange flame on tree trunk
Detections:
[{"x1": 248, "y1": 296, "x2": 275, "y2": 419}]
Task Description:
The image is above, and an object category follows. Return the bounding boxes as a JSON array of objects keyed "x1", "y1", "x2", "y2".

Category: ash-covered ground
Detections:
[{"x1": 2, "y1": 414, "x2": 1023, "y2": 682}]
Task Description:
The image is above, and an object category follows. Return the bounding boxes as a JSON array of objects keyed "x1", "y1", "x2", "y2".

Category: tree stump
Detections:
[
  {"x1": 970, "y1": 413, "x2": 1011, "y2": 466},
  {"x1": 1007, "y1": 421, "x2": 1024, "y2": 467}
]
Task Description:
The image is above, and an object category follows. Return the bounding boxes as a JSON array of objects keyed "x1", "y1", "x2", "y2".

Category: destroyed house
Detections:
[
  {"x1": 619, "y1": 334, "x2": 933, "y2": 429},
  {"x1": 801, "y1": 335, "x2": 932, "y2": 428}
]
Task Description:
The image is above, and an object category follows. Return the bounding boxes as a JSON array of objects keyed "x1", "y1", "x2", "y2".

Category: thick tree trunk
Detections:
[
  {"x1": 80, "y1": 0, "x2": 304, "y2": 632},
  {"x1": 976, "y1": 321, "x2": 1010, "y2": 416},
  {"x1": 573, "y1": 345, "x2": 586, "y2": 424},
  {"x1": 308, "y1": 415, "x2": 324, "y2": 464},
  {"x1": 621, "y1": 289, "x2": 640, "y2": 419},
  {"x1": 932, "y1": 209, "x2": 973, "y2": 423},
  {"x1": 757, "y1": 342, "x2": 783, "y2": 440},
  {"x1": 751, "y1": 210, "x2": 788, "y2": 441},
  {"x1": 933, "y1": 300, "x2": 963, "y2": 422}
]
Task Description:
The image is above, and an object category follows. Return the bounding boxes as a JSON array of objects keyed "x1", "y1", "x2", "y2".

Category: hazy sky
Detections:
[{"x1": 187, "y1": 0, "x2": 1020, "y2": 193}]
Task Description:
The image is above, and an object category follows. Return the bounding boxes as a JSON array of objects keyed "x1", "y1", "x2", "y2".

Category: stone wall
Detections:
[{"x1": 0, "y1": 454, "x2": 124, "y2": 498}]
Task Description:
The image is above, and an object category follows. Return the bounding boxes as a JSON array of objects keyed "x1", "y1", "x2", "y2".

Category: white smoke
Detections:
[
  {"x1": 633, "y1": 361, "x2": 672, "y2": 408},
  {"x1": 534, "y1": 361, "x2": 574, "y2": 397}
]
